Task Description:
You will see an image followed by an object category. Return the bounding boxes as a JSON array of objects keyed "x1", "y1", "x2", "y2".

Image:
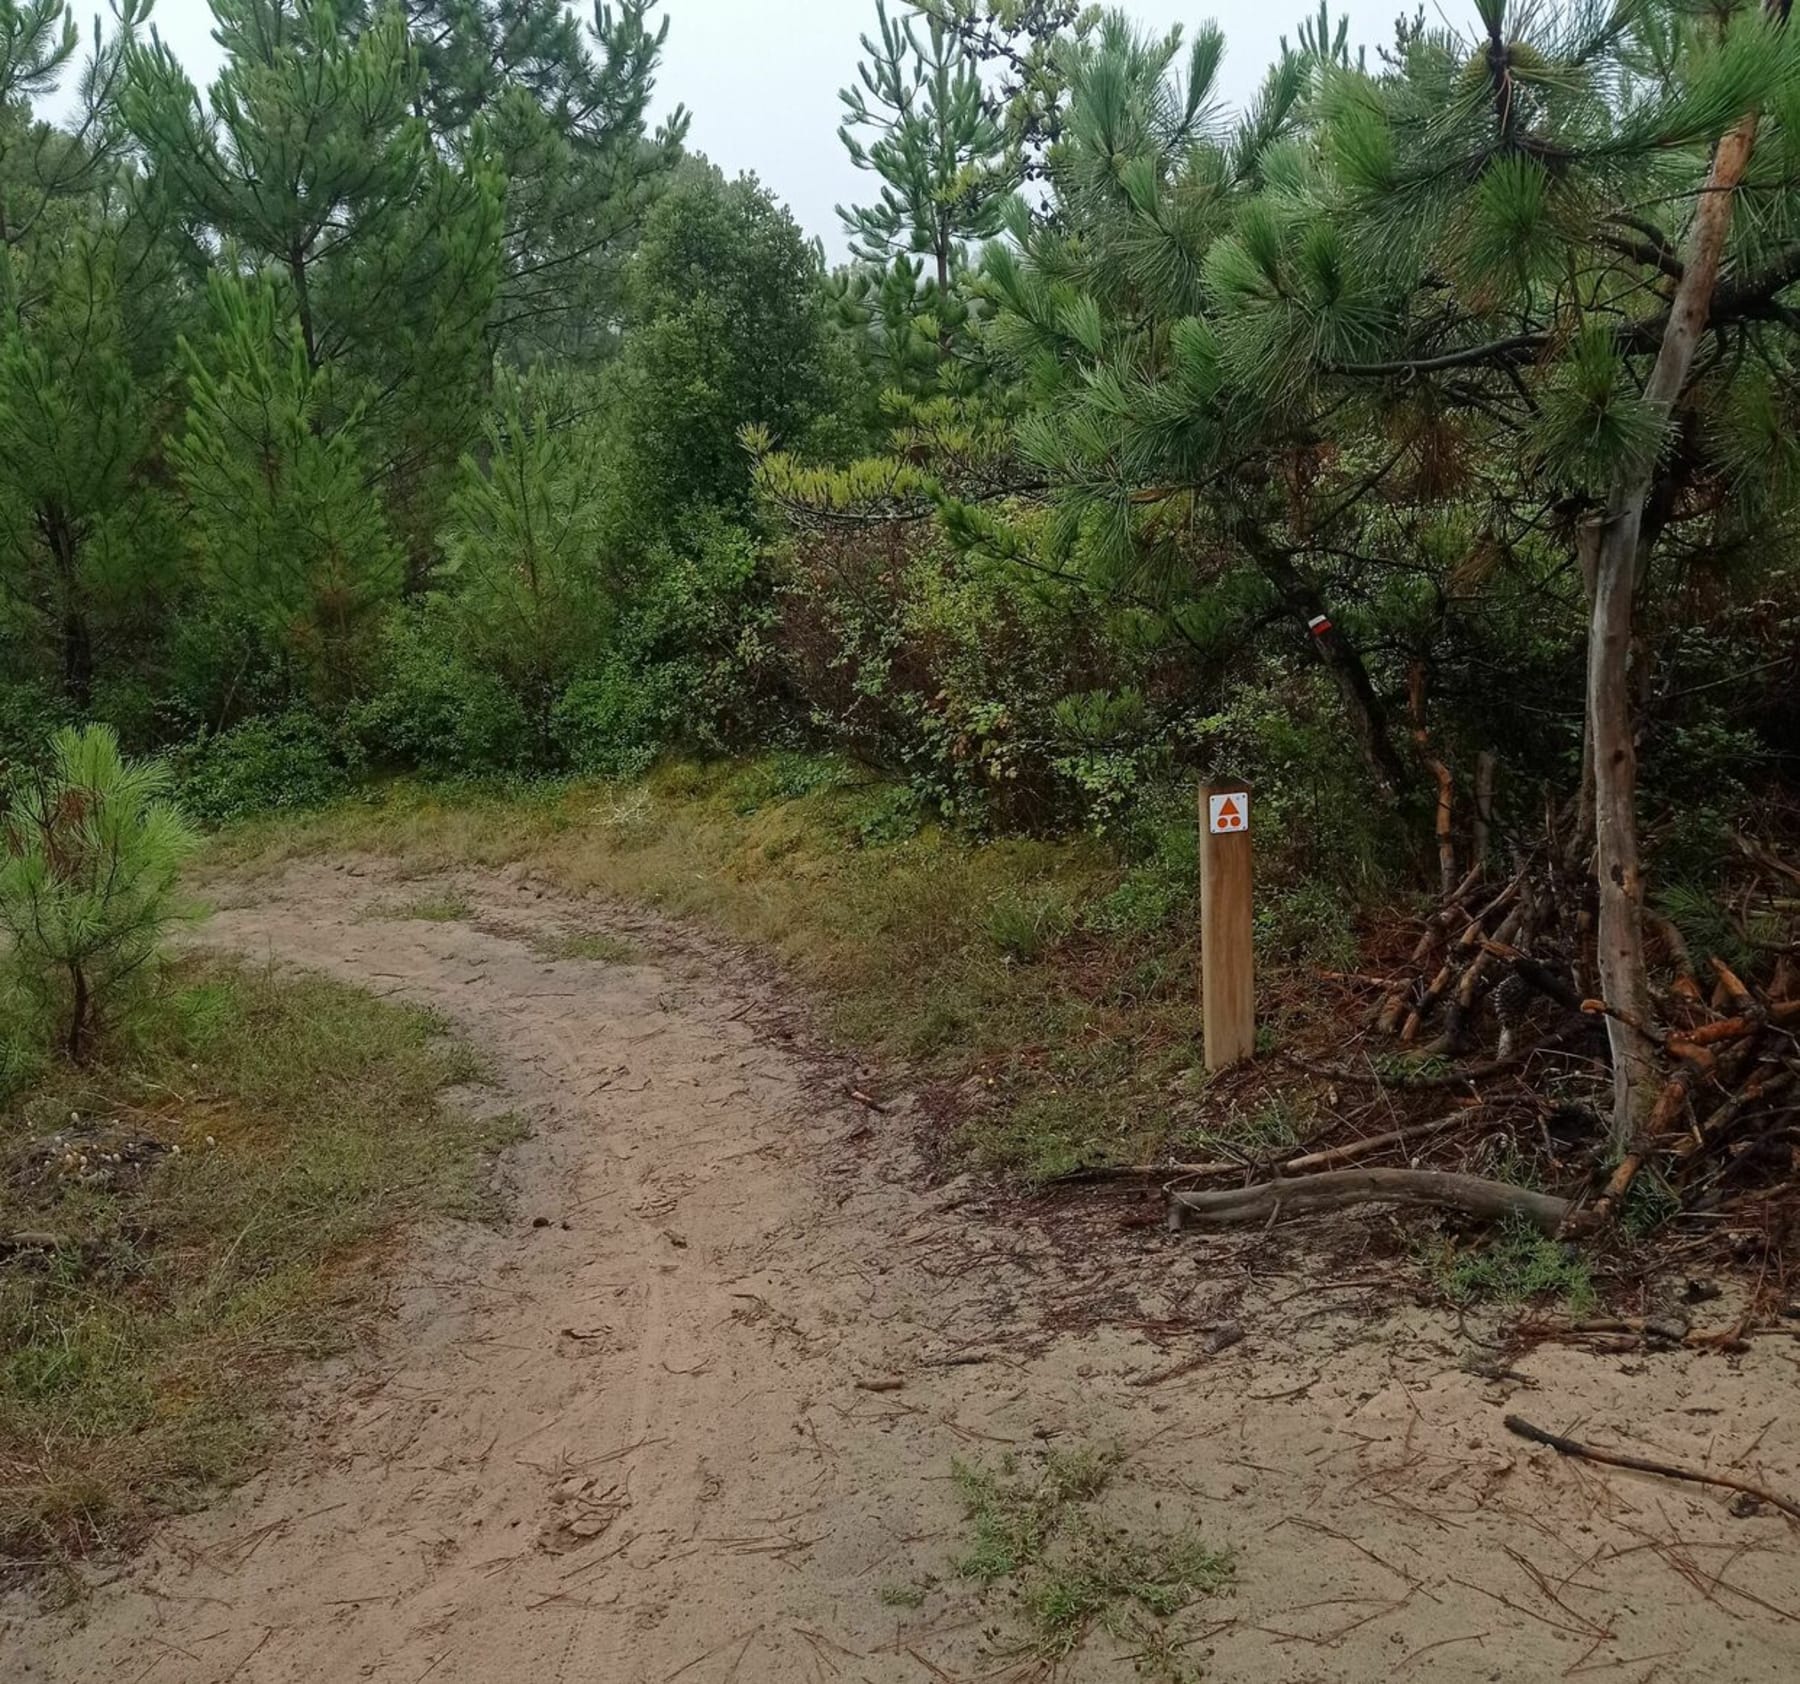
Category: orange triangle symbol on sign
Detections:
[{"x1": 1218, "y1": 798, "x2": 1240, "y2": 821}]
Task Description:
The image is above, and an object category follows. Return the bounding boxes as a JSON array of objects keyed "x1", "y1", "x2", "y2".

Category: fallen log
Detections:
[
  {"x1": 1168, "y1": 1167, "x2": 1579, "y2": 1235},
  {"x1": 1504, "y1": 1414, "x2": 1800, "y2": 1522}
]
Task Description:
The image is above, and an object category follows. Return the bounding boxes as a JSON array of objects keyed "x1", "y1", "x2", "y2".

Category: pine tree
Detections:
[
  {"x1": 838, "y1": 1, "x2": 1014, "y2": 365},
  {"x1": 0, "y1": 1, "x2": 173, "y2": 709},
  {"x1": 0, "y1": 722, "x2": 198, "y2": 1061},
  {"x1": 957, "y1": 18, "x2": 1423, "y2": 789},
  {"x1": 915, "y1": 1, "x2": 1098, "y2": 178},
  {"x1": 1263, "y1": 0, "x2": 1800, "y2": 1140},
  {"x1": 0, "y1": 0, "x2": 148, "y2": 247},
  {"x1": 0, "y1": 219, "x2": 172, "y2": 707},
  {"x1": 171, "y1": 278, "x2": 403, "y2": 705},
  {"x1": 390, "y1": 0, "x2": 688, "y2": 362},
  {"x1": 441, "y1": 378, "x2": 613, "y2": 738},
  {"x1": 122, "y1": 0, "x2": 504, "y2": 575}
]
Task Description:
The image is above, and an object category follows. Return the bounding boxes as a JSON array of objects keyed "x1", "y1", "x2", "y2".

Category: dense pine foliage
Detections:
[{"x1": 2, "y1": 0, "x2": 1797, "y2": 1130}]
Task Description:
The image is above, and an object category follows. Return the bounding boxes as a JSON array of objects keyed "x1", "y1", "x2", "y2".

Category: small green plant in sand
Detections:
[
  {"x1": 1425, "y1": 1217, "x2": 1598, "y2": 1315},
  {"x1": 878, "y1": 1580, "x2": 931, "y2": 1609},
  {"x1": 946, "y1": 1444, "x2": 1232, "y2": 1677}
]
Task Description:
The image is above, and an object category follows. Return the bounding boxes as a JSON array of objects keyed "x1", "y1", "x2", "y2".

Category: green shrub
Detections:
[
  {"x1": 1254, "y1": 876, "x2": 1360, "y2": 971},
  {"x1": 548, "y1": 513, "x2": 774, "y2": 780},
  {"x1": 775, "y1": 524, "x2": 1162, "y2": 831},
  {"x1": 1088, "y1": 806, "x2": 1197, "y2": 937},
  {"x1": 352, "y1": 602, "x2": 532, "y2": 777},
  {"x1": 0, "y1": 725, "x2": 199, "y2": 1060},
  {"x1": 174, "y1": 712, "x2": 354, "y2": 828},
  {"x1": 0, "y1": 681, "x2": 67, "y2": 777},
  {"x1": 552, "y1": 662, "x2": 674, "y2": 779},
  {"x1": 850, "y1": 783, "x2": 925, "y2": 846}
]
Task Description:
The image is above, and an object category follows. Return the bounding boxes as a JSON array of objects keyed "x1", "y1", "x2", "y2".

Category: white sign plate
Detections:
[{"x1": 1208, "y1": 792, "x2": 1249, "y2": 835}]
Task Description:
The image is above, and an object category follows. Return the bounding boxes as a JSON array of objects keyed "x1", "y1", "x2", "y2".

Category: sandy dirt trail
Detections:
[{"x1": 7, "y1": 859, "x2": 1798, "y2": 1683}]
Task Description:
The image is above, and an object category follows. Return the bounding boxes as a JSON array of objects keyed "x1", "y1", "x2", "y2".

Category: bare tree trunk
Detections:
[
  {"x1": 1584, "y1": 113, "x2": 1760, "y2": 1151},
  {"x1": 41, "y1": 506, "x2": 93, "y2": 709},
  {"x1": 67, "y1": 961, "x2": 90, "y2": 1063}
]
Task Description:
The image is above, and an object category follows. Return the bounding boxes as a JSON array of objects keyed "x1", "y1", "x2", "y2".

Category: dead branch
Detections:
[
  {"x1": 1710, "y1": 957, "x2": 1757, "y2": 1016},
  {"x1": 1594, "y1": 1052, "x2": 1724, "y2": 1219},
  {"x1": 1504, "y1": 1415, "x2": 1800, "y2": 1521},
  {"x1": 1169, "y1": 1168, "x2": 1580, "y2": 1235},
  {"x1": 1283, "y1": 1019, "x2": 1595, "y2": 1090},
  {"x1": 1647, "y1": 912, "x2": 1703, "y2": 1006},
  {"x1": 1376, "y1": 863, "x2": 1491, "y2": 1033},
  {"x1": 1067, "y1": 1108, "x2": 1502, "y2": 1185},
  {"x1": 1409, "y1": 662, "x2": 1458, "y2": 899},
  {"x1": 1734, "y1": 831, "x2": 1800, "y2": 890},
  {"x1": 1673, "y1": 1068, "x2": 1797, "y2": 1166}
]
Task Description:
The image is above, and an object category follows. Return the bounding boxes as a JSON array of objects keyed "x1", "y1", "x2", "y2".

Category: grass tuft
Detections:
[
  {"x1": 366, "y1": 890, "x2": 474, "y2": 923},
  {"x1": 532, "y1": 931, "x2": 642, "y2": 965},
  {"x1": 1424, "y1": 1216, "x2": 1598, "y2": 1315}
]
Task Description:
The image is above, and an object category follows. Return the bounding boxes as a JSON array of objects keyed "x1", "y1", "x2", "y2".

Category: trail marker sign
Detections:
[
  {"x1": 1200, "y1": 782, "x2": 1255, "y2": 1071},
  {"x1": 1208, "y1": 791, "x2": 1250, "y2": 835}
]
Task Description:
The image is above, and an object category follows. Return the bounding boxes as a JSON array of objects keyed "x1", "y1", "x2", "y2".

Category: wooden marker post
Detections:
[{"x1": 1200, "y1": 782, "x2": 1255, "y2": 1071}]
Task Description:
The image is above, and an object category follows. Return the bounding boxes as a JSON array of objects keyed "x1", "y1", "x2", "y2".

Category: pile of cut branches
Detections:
[
  {"x1": 1344, "y1": 823, "x2": 1800, "y2": 1240},
  {"x1": 1095, "y1": 823, "x2": 1800, "y2": 1267}
]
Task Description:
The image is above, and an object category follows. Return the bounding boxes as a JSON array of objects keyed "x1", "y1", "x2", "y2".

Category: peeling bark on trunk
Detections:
[{"x1": 1585, "y1": 113, "x2": 1760, "y2": 1151}]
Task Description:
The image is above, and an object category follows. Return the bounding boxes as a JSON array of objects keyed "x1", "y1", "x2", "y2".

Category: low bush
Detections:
[
  {"x1": 551, "y1": 661, "x2": 675, "y2": 779},
  {"x1": 0, "y1": 680, "x2": 67, "y2": 776},
  {"x1": 351, "y1": 603, "x2": 532, "y2": 778},
  {"x1": 173, "y1": 712, "x2": 355, "y2": 828}
]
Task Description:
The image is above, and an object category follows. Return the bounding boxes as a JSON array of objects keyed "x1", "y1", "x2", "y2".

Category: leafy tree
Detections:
[
  {"x1": 612, "y1": 163, "x2": 832, "y2": 522},
  {"x1": 0, "y1": 722, "x2": 198, "y2": 1060}
]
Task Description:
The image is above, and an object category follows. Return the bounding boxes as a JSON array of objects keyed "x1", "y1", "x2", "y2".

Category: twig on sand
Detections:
[
  {"x1": 1504, "y1": 1416, "x2": 1800, "y2": 1521},
  {"x1": 662, "y1": 1626, "x2": 763, "y2": 1683}
]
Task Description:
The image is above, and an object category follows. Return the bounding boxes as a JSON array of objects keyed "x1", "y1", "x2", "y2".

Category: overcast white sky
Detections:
[{"x1": 104, "y1": 0, "x2": 1412, "y2": 258}]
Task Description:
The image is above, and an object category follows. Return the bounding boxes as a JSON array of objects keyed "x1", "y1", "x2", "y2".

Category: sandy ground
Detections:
[{"x1": 6, "y1": 859, "x2": 1798, "y2": 1683}]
